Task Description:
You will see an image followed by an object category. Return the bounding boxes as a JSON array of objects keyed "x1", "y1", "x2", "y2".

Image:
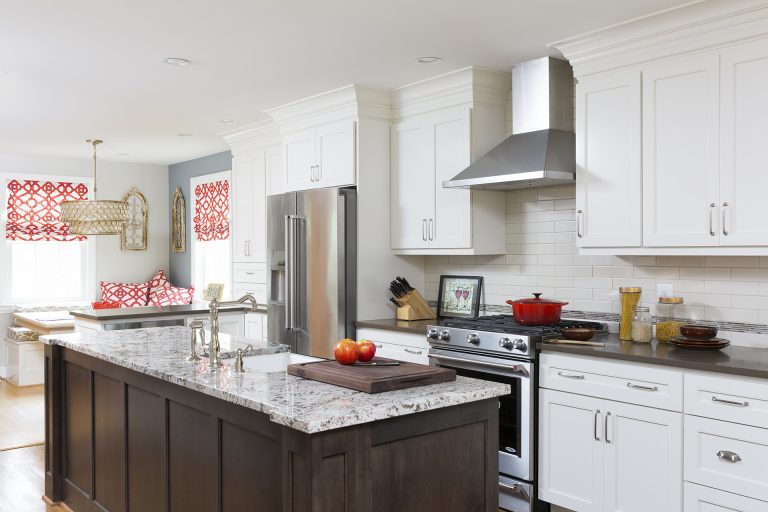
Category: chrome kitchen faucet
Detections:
[{"x1": 207, "y1": 294, "x2": 259, "y2": 370}]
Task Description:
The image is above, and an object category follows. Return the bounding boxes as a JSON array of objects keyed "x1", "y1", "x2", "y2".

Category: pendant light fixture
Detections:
[{"x1": 61, "y1": 139, "x2": 129, "y2": 235}]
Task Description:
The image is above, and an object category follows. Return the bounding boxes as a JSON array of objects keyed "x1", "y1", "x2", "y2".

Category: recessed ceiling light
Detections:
[
  {"x1": 219, "y1": 119, "x2": 235, "y2": 124},
  {"x1": 414, "y1": 56, "x2": 443, "y2": 64},
  {"x1": 164, "y1": 57, "x2": 190, "y2": 66},
  {"x1": 177, "y1": 133, "x2": 192, "y2": 137}
]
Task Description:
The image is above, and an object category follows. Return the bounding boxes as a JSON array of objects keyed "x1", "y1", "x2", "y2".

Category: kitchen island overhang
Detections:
[{"x1": 41, "y1": 327, "x2": 508, "y2": 512}]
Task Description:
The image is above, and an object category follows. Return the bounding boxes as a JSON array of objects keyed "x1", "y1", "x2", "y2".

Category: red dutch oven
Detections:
[{"x1": 507, "y1": 293, "x2": 569, "y2": 326}]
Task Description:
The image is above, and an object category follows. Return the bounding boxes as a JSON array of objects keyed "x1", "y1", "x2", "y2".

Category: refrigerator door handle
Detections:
[{"x1": 285, "y1": 214, "x2": 303, "y2": 332}]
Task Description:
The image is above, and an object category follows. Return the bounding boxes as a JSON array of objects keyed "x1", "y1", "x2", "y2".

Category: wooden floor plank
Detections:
[{"x1": 0, "y1": 381, "x2": 45, "y2": 451}]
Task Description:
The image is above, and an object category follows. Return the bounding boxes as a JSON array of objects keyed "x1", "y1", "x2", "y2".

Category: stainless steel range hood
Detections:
[{"x1": 444, "y1": 57, "x2": 575, "y2": 190}]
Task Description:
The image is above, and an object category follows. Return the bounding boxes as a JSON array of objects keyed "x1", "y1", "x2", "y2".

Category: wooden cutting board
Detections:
[{"x1": 287, "y1": 358, "x2": 456, "y2": 394}]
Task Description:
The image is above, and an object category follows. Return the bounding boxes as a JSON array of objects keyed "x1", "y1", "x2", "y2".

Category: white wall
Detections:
[{"x1": 0, "y1": 152, "x2": 169, "y2": 374}]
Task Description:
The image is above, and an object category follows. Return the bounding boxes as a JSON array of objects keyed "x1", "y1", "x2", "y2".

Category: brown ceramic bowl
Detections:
[
  {"x1": 560, "y1": 328, "x2": 595, "y2": 341},
  {"x1": 680, "y1": 324, "x2": 718, "y2": 340}
]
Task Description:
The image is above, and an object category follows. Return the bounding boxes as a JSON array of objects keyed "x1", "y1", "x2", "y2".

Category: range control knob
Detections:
[
  {"x1": 439, "y1": 330, "x2": 451, "y2": 341},
  {"x1": 427, "y1": 329, "x2": 439, "y2": 340},
  {"x1": 467, "y1": 333, "x2": 480, "y2": 345},
  {"x1": 513, "y1": 339, "x2": 528, "y2": 352},
  {"x1": 498, "y1": 338, "x2": 513, "y2": 350}
]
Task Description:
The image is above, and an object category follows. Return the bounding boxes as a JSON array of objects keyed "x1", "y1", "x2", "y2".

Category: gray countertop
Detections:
[
  {"x1": 355, "y1": 318, "x2": 434, "y2": 335},
  {"x1": 40, "y1": 326, "x2": 509, "y2": 433},
  {"x1": 539, "y1": 334, "x2": 768, "y2": 379},
  {"x1": 70, "y1": 302, "x2": 265, "y2": 321}
]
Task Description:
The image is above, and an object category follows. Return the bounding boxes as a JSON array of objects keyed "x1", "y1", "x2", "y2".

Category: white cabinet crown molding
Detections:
[
  {"x1": 221, "y1": 119, "x2": 281, "y2": 155},
  {"x1": 391, "y1": 66, "x2": 510, "y2": 119},
  {"x1": 265, "y1": 84, "x2": 391, "y2": 133},
  {"x1": 549, "y1": 0, "x2": 768, "y2": 77}
]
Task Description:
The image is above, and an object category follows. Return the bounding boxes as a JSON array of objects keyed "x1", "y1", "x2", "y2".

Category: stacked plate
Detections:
[{"x1": 668, "y1": 324, "x2": 729, "y2": 350}]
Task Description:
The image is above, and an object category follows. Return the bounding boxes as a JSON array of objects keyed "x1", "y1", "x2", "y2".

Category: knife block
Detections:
[{"x1": 396, "y1": 290, "x2": 436, "y2": 321}]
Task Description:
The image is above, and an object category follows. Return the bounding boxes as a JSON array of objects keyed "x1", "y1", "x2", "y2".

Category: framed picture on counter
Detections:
[{"x1": 437, "y1": 275, "x2": 483, "y2": 319}]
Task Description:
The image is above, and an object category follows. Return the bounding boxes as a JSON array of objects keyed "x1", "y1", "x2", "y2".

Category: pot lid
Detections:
[{"x1": 511, "y1": 293, "x2": 568, "y2": 305}]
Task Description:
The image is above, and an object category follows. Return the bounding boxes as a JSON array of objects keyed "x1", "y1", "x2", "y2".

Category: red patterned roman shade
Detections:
[
  {"x1": 193, "y1": 179, "x2": 230, "y2": 241},
  {"x1": 5, "y1": 179, "x2": 89, "y2": 241}
]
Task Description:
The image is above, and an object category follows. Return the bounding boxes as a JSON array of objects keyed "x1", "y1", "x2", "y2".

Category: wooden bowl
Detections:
[
  {"x1": 680, "y1": 324, "x2": 718, "y2": 340},
  {"x1": 560, "y1": 328, "x2": 595, "y2": 341}
]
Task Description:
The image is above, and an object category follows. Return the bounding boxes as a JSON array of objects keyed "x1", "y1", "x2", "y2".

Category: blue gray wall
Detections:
[{"x1": 168, "y1": 151, "x2": 232, "y2": 288}]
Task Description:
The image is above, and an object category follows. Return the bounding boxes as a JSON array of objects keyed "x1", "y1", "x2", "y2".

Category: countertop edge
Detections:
[{"x1": 70, "y1": 304, "x2": 264, "y2": 321}]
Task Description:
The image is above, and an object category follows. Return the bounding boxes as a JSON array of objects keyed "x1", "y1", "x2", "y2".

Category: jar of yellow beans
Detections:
[{"x1": 656, "y1": 296, "x2": 686, "y2": 342}]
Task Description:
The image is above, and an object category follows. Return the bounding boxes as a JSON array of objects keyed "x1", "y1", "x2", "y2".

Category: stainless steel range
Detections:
[{"x1": 427, "y1": 315, "x2": 607, "y2": 512}]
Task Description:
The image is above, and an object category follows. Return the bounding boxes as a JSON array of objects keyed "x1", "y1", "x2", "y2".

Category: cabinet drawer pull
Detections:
[
  {"x1": 717, "y1": 450, "x2": 742, "y2": 463},
  {"x1": 605, "y1": 412, "x2": 612, "y2": 444},
  {"x1": 711, "y1": 396, "x2": 749, "y2": 407},
  {"x1": 374, "y1": 343, "x2": 382, "y2": 348},
  {"x1": 428, "y1": 218, "x2": 434, "y2": 241},
  {"x1": 594, "y1": 409, "x2": 601, "y2": 441},
  {"x1": 722, "y1": 202, "x2": 729, "y2": 236},
  {"x1": 317, "y1": 163, "x2": 321, "y2": 181},
  {"x1": 403, "y1": 348, "x2": 422, "y2": 355},
  {"x1": 627, "y1": 382, "x2": 658, "y2": 392},
  {"x1": 709, "y1": 203, "x2": 716, "y2": 236},
  {"x1": 558, "y1": 371, "x2": 584, "y2": 380},
  {"x1": 244, "y1": 272, "x2": 255, "y2": 276},
  {"x1": 422, "y1": 219, "x2": 427, "y2": 241}
]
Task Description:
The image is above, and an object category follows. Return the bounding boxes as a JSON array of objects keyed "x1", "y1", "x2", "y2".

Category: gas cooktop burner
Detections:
[{"x1": 438, "y1": 314, "x2": 606, "y2": 335}]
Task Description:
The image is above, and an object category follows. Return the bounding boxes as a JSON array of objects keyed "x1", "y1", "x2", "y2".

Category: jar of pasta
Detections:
[
  {"x1": 656, "y1": 296, "x2": 686, "y2": 342},
  {"x1": 619, "y1": 287, "x2": 642, "y2": 341}
]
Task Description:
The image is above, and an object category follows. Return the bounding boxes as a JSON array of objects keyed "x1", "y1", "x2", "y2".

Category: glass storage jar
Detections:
[
  {"x1": 656, "y1": 296, "x2": 686, "y2": 342},
  {"x1": 619, "y1": 287, "x2": 642, "y2": 341},
  {"x1": 631, "y1": 306, "x2": 654, "y2": 343}
]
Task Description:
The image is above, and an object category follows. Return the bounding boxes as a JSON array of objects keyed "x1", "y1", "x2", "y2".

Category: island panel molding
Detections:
[{"x1": 44, "y1": 344, "x2": 501, "y2": 512}]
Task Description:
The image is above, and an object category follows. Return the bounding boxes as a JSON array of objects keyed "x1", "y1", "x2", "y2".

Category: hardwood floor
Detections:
[
  {"x1": 0, "y1": 380, "x2": 45, "y2": 451},
  {"x1": 0, "y1": 444, "x2": 65, "y2": 512}
]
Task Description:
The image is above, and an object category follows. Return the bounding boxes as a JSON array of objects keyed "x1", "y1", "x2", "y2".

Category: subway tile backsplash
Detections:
[{"x1": 424, "y1": 185, "x2": 768, "y2": 347}]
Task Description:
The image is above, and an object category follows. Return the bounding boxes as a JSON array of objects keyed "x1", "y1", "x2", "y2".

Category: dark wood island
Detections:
[{"x1": 42, "y1": 327, "x2": 507, "y2": 512}]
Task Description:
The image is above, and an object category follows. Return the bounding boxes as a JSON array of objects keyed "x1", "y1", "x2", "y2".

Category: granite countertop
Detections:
[
  {"x1": 41, "y1": 326, "x2": 509, "y2": 434},
  {"x1": 539, "y1": 333, "x2": 768, "y2": 379},
  {"x1": 355, "y1": 318, "x2": 434, "y2": 335},
  {"x1": 71, "y1": 301, "x2": 266, "y2": 321}
]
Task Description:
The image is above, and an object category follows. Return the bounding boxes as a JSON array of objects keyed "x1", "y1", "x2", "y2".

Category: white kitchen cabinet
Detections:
[
  {"x1": 575, "y1": 70, "x2": 642, "y2": 248},
  {"x1": 539, "y1": 389, "x2": 682, "y2": 512},
  {"x1": 539, "y1": 389, "x2": 604, "y2": 512},
  {"x1": 355, "y1": 327, "x2": 429, "y2": 365},
  {"x1": 719, "y1": 39, "x2": 768, "y2": 246},
  {"x1": 245, "y1": 312, "x2": 267, "y2": 340},
  {"x1": 390, "y1": 106, "x2": 504, "y2": 254},
  {"x1": 231, "y1": 150, "x2": 267, "y2": 263},
  {"x1": 185, "y1": 314, "x2": 245, "y2": 338},
  {"x1": 282, "y1": 120, "x2": 356, "y2": 192},
  {"x1": 684, "y1": 483, "x2": 768, "y2": 512},
  {"x1": 642, "y1": 54, "x2": 720, "y2": 247},
  {"x1": 265, "y1": 144, "x2": 283, "y2": 196}
]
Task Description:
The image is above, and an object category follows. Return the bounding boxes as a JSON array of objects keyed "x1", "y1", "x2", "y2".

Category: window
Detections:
[
  {"x1": 190, "y1": 171, "x2": 232, "y2": 300},
  {"x1": 0, "y1": 175, "x2": 95, "y2": 304}
]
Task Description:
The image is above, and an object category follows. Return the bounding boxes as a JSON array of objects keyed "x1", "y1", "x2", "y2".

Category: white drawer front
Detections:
[
  {"x1": 371, "y1": 340, "x2": 428, "y2": 365},
  {"x1": 685, "y1": 371, "x2": 768, "y2": 429},
  {"x1": 685, "y1": 415, "x2": 768, "y2": 502},
  {"x1": 233, "y1": 263, "x2": 267, "y2": 284},
  {"x1": 684, "y1": 483, "x2": 768, "y2": 512},
  {"x1": 233, "y1": 283, "x2": 267, "y2": 305},
  {"x1": 540, "y1": 353, "x2": 683, "y2": 411},
  {"x1": 355, "y1": 327, "x2": 428, "y2": 350}
]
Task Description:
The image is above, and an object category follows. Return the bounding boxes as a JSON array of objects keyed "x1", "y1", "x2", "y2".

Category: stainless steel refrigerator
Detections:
[{"x1": 267, "y1": 187, "x2": 357, "y2": 358}]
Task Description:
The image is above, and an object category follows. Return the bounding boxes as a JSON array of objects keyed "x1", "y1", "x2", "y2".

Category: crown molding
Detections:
[
  {"x1": 391, "y1": 66, "x2": 511, "y2": 119},
  {"x1": 549, "y1": 0, "x2": 768, "y2": 76},
  {"x1": 220, "y1": 119, "x2": 281, "y2": 155},
  {"x1": 265, "y1": 84, "x2": 391, "y2": 134}
]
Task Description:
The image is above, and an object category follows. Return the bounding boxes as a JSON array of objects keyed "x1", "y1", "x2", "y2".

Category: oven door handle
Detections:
[
  {"x1": 428, "y1": 354, "x2": 530, "y2": 377},
  {"x1": 499, "y1": 482, "x2": 530, "y2": 501}
]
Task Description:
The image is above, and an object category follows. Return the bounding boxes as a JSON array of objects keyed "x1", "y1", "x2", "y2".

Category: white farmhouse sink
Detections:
[{"x1": 241, "y1": 352, "x2": 321, "y2": 373}]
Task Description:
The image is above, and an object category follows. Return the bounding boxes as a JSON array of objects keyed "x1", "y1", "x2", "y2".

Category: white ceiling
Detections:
[{"x1": 0, "y1": 0, "x2": 693, "y2": 165}]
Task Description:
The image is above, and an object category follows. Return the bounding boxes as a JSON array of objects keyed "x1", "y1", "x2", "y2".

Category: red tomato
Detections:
[
  {"x1": 333, "y1": 339, "x2": 359, "y2": 365},
  {"x1": 356, "y1": 340, "x2": 376, "y2": 362}
]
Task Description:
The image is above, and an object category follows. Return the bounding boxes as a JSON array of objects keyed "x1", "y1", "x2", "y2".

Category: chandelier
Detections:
[{"x1": 61, "y1": 139, "x2": 129, "y2": 235}]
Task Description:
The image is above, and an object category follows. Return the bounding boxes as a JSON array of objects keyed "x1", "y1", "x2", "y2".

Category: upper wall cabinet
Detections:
[
  {"x1": 283, "y1": 120, "x2": 356, "y2": 192},
  {"x1": 389, "y1": 67, "x2": 510, "y2": 255},
  {"x1": 575, "y1": 70, "x2": 642, "y2": 249},
  {"x1": 553, "y1": 1, "x2": 768, "y2": 254}
]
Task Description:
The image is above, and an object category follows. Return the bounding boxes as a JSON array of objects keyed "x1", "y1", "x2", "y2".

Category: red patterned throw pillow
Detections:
[
  {"x1": 100, "y1": 281, "x2": 150, "y2": 308},
  {"x1": 147, "y1": 269, "x2": 170, "y2": 292},
  {"x1": 149, "y1": 285, "x2": 195, "y2": 307}
]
